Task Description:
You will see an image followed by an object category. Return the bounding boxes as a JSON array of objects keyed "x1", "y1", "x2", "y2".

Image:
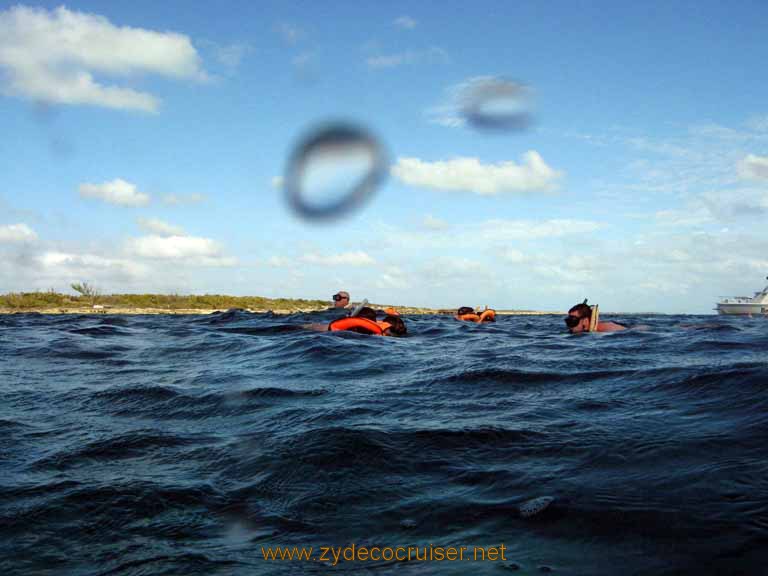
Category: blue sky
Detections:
[{"x1": 1, "y1": 1, "x2": 768, "y2": 313}]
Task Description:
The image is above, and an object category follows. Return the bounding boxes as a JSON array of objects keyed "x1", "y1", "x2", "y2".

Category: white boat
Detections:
[{"x1": 716, "y1": 277, "x2": 768, "y2": 315}]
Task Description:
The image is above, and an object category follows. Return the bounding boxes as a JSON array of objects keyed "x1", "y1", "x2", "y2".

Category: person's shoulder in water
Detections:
[{"x1": 596, "y1": 321, "x2": 626, "y2": 332}]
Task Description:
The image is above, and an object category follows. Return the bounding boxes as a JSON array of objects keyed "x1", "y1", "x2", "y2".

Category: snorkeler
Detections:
[
  {"x1": 328, "y1": 307, "x2": 407, "y2": 337},
  {"x1": 331, "y1": 291, "x2": 350, "y2": 309},
  {"x1": 565, "y1": 301, "x2": 626, "y2": 333},
  {"x1": 455, "y1": 306, "x2": 496, "y2": 322}
]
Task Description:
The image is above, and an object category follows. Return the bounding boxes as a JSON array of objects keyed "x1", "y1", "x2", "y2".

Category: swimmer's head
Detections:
[
  {"x1": 382, "y1": 314, "x2": 407, "y2": 337},
  {"x1": 457, "y1": 306, "x2": 474, "y2": 316},
  {"x1": 332, "y1": 291, "x2": 350, "y2": 308},
  {"x1": 355, "y1": 306, "x2": 377, "y2": 321},
  {"x1": 566, "y1": 301, "x2": 591, "y2": 333}
]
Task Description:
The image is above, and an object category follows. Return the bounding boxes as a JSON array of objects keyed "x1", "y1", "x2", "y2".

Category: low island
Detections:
[{"x1": 0, "y1": 291, "x2": 559, "y2": 315}]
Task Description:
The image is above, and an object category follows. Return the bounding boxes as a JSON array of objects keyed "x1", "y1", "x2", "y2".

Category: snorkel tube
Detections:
[
  {"x1": 589, "y1": 304, "x2": 600, "y2": 332},
  {"x1": 581, "y1": 299, "x2": 599, "y2": 332}
]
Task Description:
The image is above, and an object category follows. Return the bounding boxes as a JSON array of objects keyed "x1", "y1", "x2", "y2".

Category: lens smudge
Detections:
[
  {"x1": 284, "y1": 122, "x2": 388, "y2": 222},
  {"x1": 459, "y1": 77, "x2": 533, "y2": 131}
]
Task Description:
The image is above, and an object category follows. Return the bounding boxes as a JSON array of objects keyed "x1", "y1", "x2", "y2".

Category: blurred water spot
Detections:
[
  {"x1": 284, "y1": 122, "x2": 387, "y2": 222},
  {"x1": 28, "y1": 102, "x2": 74, "y2": 159},
  {"x1": 31, "y1": 101, "x2": 59, "y2": 125},
  {"x1": 49, "y1": 135, "x2": 74, "y2": 159},
  {"x1": 459, "y1": 77, "x2": 533, "y2": 131}
]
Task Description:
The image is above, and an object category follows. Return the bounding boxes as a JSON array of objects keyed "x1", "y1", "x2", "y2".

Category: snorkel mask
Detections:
[{"x1": 564, "y1": 315, "x2": 581, "y2": 329}]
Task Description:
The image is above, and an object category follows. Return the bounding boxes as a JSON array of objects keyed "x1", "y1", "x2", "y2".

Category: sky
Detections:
[{"x1": 1, "y1": 0, "x2": 768, "y2": 313}]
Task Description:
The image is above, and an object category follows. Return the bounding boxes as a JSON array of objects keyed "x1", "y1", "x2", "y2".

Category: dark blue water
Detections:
[{"x1": 2, "y1": 311, "x2": 768, "y2": 575}]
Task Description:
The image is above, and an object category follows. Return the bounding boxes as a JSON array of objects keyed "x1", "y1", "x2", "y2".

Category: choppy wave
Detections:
[{"x1": 2, "y1": 312, "x2": 768, "y2": 575}]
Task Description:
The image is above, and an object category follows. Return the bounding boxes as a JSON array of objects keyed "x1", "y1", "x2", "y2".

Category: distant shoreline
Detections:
[
  {"x1": 0, "y1": 306, "x2": 562, "y2": 316},
  {"x1": 0, "y1": 291, "x2": 567, "y2": 315},
  {"x1": 1, "y1": 292, "x2": 670, "y2": 316}
]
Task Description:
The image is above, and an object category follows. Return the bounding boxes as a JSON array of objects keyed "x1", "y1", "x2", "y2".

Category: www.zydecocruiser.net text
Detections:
[{"x1": 261, "y1": 543, "x2": 509, "y2": 565}]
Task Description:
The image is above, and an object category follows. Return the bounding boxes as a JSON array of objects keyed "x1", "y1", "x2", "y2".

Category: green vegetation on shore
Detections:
[
  {"x1": 0, "y1": 290, "x2": 561, "y2": 315},
  {"x1": 0, "y1": 290, "x2": 329, "y2": 312}
]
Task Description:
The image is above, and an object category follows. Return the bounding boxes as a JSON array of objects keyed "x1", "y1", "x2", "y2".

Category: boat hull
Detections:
[{"x1": 716, "y1": 303, "x2": 768, "y2": 315}]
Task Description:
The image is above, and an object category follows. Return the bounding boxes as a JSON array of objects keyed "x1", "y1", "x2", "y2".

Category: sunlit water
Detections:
[{"x1": 2, "y1": 311, "x2": 768, "y2": 575}]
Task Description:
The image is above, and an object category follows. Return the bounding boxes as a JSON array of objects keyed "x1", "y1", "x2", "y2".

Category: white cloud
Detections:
[
  {"x1": 266, "y1": 256, "x2": 292, "y2": 268},
  {"x1": 688, "y1": 122, "x2": 767, "y2": 142},
  {"x1": 654, "y1": 186, "x2": 768, "y2": 226},
  {"x1": 292, "y1": 52, "x2": 313, "y2": 69},
  {"x1": 210, "y1": 41, "x2": 251, "y2": 73},
  {"x1": 737, "y1": 154, "x2": 768, "y2": 181},
  {"x1": 655, "y1": 208, "x2": 713, "y2": 227},
  {"x1": 79, "y1": 179, "x2": 150, "y2": 207},
  {"x1": 575, "y1": 120, "x2": 768, "y2": 202},
  {"x1": 276, "y1": 23, "x2": 302, "y2": 44},
  {"x1": 423, "y1": 214, "x2": 448, "y2": 230},
  {"x1": 0, "y1": 223, "x2": 37, "y2": 243},
  {"x1": 425, "y1": 104, "x2": 465, "y2": 128},
  {"x1": 137, "y1": 217, "x2": 185, "y2": 236},
  {"x1": 393, "y1": 16, "x2": 417, "y2": 29},
  {"x1": 299, "y1": 251, "x2": 375, "y2": 266},
  {"x1": 376, "y1": 265, "x2": 410, "y2": 289},
  {"x1": 0, "y1": 232, "x2": 239, "y2": 292},
  {"x1": 530, "y1": 262, "x2": 595, "y2": 284},
  {"x1": 479, "y1": 219, "x2": 603, "y2": 241},
  {"x1": 37, "y1": 250, "x2": 147, "y2": 279},
  {"x1": 0, "y1": 5, "x2": 206, "y2": 112},
  {"x1": 162, "y1": 193, "x2": 205, "y2": 206},
  {"x1": 126, "y1": 235, "x2": 236, "y2": 266},
  {"x1": 366, "y1": 47, "x2": 448, "y2": 69},
  {"x1": 419, "y1": 257, "x2": 495, "y2": 289},
  {"x1": 371, "y1": 217, "x2": 604, "y2": 254},
  {"x1": 571, "y1": 120, "x2": 768, "y2": 226},
  {"x1": 498, "y1": 247, "x2": 529, "y2": 264},
  {"x1": 367, "y1": 53, "x2": 414, "y2": 69},
  {"x1": 699, "y1": 188, "x2": 768, "y2": 218},
  {"x1": 391, "y1": 152, "x2": 562, "y2": 195},
  {"x1": 746, "y1": 116, "x2": 768, "y2": 133},
  {"x1": 426, "y1": 76, "x2": 532, "y2": 130}
]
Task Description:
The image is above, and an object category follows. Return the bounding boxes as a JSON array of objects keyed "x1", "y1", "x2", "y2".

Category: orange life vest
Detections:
[
  {"x1": 456, "y1": 309, "x2": 496, "y2": 323},
  {"x1": 457, "y1": 313, "x2": 481, "y2": 322},
  {"x1": 479, "y1": 309, "x2": 496, "y2": 322},
  {"x1": 328, "y1": 317, "x2": 392, "y2": 336}
]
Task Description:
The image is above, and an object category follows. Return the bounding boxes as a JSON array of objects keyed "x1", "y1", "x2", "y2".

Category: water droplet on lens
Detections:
[
  {"x1": 284, "y1": 122, "x2": 388, "y2": 222},
  {"x1": 459, "y1": 77, "x2": 533, "y2": 131}
]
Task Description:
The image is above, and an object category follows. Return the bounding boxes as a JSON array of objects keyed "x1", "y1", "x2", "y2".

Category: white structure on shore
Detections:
[{"x1": 716, "y1": 277, "x2": 768, "y2": 315}]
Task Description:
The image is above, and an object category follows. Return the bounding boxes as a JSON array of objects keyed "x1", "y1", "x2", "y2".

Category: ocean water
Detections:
[{"x1": 2, "y1": 311, "x2": 768, "y2": 575}]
